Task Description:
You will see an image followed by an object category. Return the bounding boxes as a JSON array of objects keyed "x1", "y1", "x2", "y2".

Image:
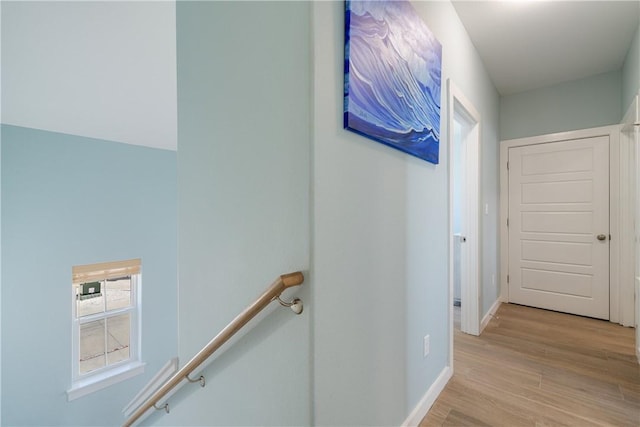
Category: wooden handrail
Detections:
[{"x1": 123, "y1": 271, "x2": 304, "y2": 427}]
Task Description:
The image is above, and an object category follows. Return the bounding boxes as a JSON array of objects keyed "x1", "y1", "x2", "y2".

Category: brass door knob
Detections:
[{"x1": 597, "y1": 234, "x2": 607, "y2": 241}]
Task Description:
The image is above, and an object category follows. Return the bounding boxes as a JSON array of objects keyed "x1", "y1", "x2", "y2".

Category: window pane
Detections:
[
  {"x1": 105, "y1": 276, "x2": 132, "y2": 311},
  {"x1": 107, "y1": 314, "x2": 130, "y2": 365},
  {"x1": 76, "y1": 281, "x2": 105, "y2": 318},
  {"x1": 80, "y1": 320, "x2": 105, "y2": 374}
]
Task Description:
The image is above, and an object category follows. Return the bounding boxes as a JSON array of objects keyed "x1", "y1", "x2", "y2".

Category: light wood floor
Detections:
[{"x1": 421, "y1": 303, "x2": 640, "y2": 426}]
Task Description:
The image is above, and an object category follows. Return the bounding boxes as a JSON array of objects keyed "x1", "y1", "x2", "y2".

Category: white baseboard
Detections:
[
  {"x1": 401, "y1": 366, "x2": 453, "y2": 427},
  {"x1": 480, "y1": 299, "x2": 502, "y2": 333},
  {"x1": 636, "y1": 277, "x2": 639, "y2": 364}
]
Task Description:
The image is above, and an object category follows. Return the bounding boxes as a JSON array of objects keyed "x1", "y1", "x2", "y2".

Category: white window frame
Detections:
[{"x1": 67, "y1": 260, "x2": 144, "y2": 401}]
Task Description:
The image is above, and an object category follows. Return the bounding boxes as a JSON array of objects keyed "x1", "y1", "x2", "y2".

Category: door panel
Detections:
[
  {"x1": 508, "y1": 136, "x2": 609, "y2": 319},
  {"x1": 521, "y1": 180, "x2": 592, "y2": 203},
  {"x1": 521, "y1": 147, "x2": 593, "y2": 175},
  {"x1": 521, "y1": 268, "x2": 592, "y2": 297},
  {"x1": 522, "y1": 212, "x2": 592, "y2": 234},
  {"x1": 521, "y1": 240, "x2": 592, "y2": 265}
]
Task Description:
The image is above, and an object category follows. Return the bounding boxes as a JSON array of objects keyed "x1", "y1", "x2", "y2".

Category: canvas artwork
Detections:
[{"x1": 344, "y1": 0, "x2": 442, "y2": 164}]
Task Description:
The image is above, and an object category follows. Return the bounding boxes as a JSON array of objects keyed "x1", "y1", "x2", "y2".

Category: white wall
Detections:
[
  {"x1": 312, "y1": 1, "x2": 499, "y2": 423},
  {"x1": 500, "y1": 70, "x2": 622, "y2": 140},
  {"x1": 1, "y1": 1, "x2": 177, "y2": 150}
]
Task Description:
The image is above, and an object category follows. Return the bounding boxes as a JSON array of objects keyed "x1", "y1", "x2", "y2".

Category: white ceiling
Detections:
[
  {"x1": 1, "y1": 1, "x2": 637, "y2": 150},
  {"x1": 452, "y1": 0, "x2": 640, "y2": 95}
]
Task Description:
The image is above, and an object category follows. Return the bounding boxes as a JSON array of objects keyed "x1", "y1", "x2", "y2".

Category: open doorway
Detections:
[{"x1": 448, "y1": 79, "x2": 481, "y2": 355}]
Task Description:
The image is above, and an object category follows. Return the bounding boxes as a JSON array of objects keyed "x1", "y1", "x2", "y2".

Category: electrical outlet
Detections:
[{"x1": 423, "y1": 335, "x2": 430, "y2": 357}]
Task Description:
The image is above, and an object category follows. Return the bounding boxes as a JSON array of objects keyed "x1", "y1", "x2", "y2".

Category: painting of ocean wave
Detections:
[{"x1": 344, "y1": 0, "x2": 442, "y2": 164}]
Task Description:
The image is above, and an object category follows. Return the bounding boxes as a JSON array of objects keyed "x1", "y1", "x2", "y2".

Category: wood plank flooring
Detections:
[{"x1": 420, "y1": 303, "x2": 640, "y2": 427}]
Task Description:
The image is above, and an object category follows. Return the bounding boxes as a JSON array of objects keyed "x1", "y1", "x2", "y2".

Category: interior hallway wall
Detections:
[
  {"x1": 500, "y1": 70, "x2": 622, "y2": 140},
  {"x1": 622, "y1": 25, "x2": 639, "y2": 111},
  {"x1": 0, "y1": 4, "x2": 3, "y2": 418},
  {"x1": 312, "y1": 1, "x2": 500, "y2": 424},
  {"x1": 153, "y1": 1, "x2": 312, "y2": 425},
  {"x1": 1, "y1": 125, "x2": 177, "y2": 426},
  {"x1": 414, "y1": 1, "x2": 501, "y2": 323}
]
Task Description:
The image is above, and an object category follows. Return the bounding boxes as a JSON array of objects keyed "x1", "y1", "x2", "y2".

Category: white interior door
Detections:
[
  {"x1": 449, "y1": 81, "x2": 481, "y2": 337},
  {"x1": 508, "y1": 136, "x2": 610, "y2": 319}
]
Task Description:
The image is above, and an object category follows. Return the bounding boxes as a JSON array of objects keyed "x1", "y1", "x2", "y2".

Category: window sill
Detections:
[{"x1": 67, "y1": 361, "x2": 145, "y2": 401}]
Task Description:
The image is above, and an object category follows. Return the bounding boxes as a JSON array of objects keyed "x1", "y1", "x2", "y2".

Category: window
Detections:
[{"x1": 68, "y1": 259, "x2": 144, "y2": 400}]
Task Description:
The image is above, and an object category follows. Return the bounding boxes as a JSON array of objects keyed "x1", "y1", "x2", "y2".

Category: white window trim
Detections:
[
  {"x1": 68, "y1": 266, "x2": 143, "y2": 401},
  {"x1": 67, "y1": 360, "x2": 145, "y2": 401}
]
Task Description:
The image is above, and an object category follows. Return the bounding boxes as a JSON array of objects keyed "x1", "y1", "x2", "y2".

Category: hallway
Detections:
[{"x1": 421, "y1": 303, "x2": 639, "y2": 426}]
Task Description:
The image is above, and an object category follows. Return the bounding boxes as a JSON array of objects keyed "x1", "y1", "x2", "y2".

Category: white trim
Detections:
[
  {"x1": 610, "y1": 127, "x2": 622, "y2": 323},
  {"x1": 622, "y1": 94, "x2": 639, "y2": 131},
  {"x1": 67, "y1": 361, "x2": 145, "y2": 401},
  {"x1": 71, "y1": 268, "x2": 143, "y2": 395},
  {"x1": 448, "y1": 79, "x2": 481, "y2": 337},
  {"x1": 401, "y1": 366, "x2": 452, "y2": 427},
  {"x1": 123, "y1": 357, "x2": 178, "y2": 417},
  {"x1": 618, "y1": 125, "x2": 635, "y2": 326},
  {"x1": 500, "y1": 124, "x2": 621, "y2": 147},
  {"x1": 500, "y1": 124, "x2": 624, "y2": 323},
  {"x1": 621, "y1": 95, "x2": 639, "y2": 329},
  {"x1": 499, "y1": 137, "x2": 509, "y2": 303},
  {"x1": 480, "y1": 299, "x2": 501, "y2": 333}
]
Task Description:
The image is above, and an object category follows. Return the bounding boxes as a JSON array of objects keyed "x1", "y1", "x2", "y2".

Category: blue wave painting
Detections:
[{"x1": 344, "y1": 0, "x2": 442, "y2": 164}]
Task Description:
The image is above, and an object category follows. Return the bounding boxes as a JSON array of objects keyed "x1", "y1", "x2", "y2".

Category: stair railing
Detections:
[{"x1": 122, "y1": 271, "x2": 305, "y2": 427}]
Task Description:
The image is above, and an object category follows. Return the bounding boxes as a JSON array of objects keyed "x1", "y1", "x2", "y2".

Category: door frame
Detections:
[
  {"x1": 499, "y1": 124, "x2": 629, "y2": 324},
  {"x1": 447, "y1": 78, "x2": 481, "y2": 358},
  {"x1": 620, "y1": 93, "x2": 639, "y2": 361}
]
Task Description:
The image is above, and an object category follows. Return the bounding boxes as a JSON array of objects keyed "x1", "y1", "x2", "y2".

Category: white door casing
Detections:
[
  {"x1": 620, "y1": 93, "x2": 639, "y2": 358},
  {"x1": 508, "y1": 136, "x2": 610, "y2": 319},
  {"x1": 448, "y1": 78, "x2": 481, "y2": 371}
]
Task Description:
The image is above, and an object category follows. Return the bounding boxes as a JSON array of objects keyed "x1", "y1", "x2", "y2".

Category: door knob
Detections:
[
  {"x1": 461, "y1": 236, "x2": 467, "y2": 242},
  {"x1": 597, "y1": 234, "x2": 607, "y2": 241}
]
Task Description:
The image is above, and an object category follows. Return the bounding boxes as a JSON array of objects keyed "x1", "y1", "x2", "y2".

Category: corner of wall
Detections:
[
  {"x1": 622, "y1": 24, "x2": 640, "y2": 113},
  {"x1": 480, "y1": 299, "x2": 502, "y2": 333},
  {"x1": 401, "y1": 366, "x2": 452, "y2": 427}
]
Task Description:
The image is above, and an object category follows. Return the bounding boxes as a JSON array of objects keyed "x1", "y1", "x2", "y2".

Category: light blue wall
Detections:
[
  {"x1": 150, "y1": 1, "x2": 311, "y2": 425},
  {"x1": 415, "y1": 0, "x2": 501, "y2": 326},
  {"x1": 1, "y1": 6, "x2": 4, "y2": 422},
  {"x1": 500, "y1": 70, "x2": 622, "y2": 140},
  {"x1": 1, "y1": 125, "x2": 177, "y2": 426},
  {"x1": 0, "y1": 123, "x2": 2, "y2": 427},
  {"x1": 312, "y1": 1, "x2": 500, "y2": 424},
  {"x1": 622, "y1": 25, "x2": 640, "y2": 113}
]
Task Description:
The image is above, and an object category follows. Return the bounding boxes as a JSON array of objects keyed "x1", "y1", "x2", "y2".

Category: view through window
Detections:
[{"x1": 72, "y1": 259, "x2": 140, "y2": 378}]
